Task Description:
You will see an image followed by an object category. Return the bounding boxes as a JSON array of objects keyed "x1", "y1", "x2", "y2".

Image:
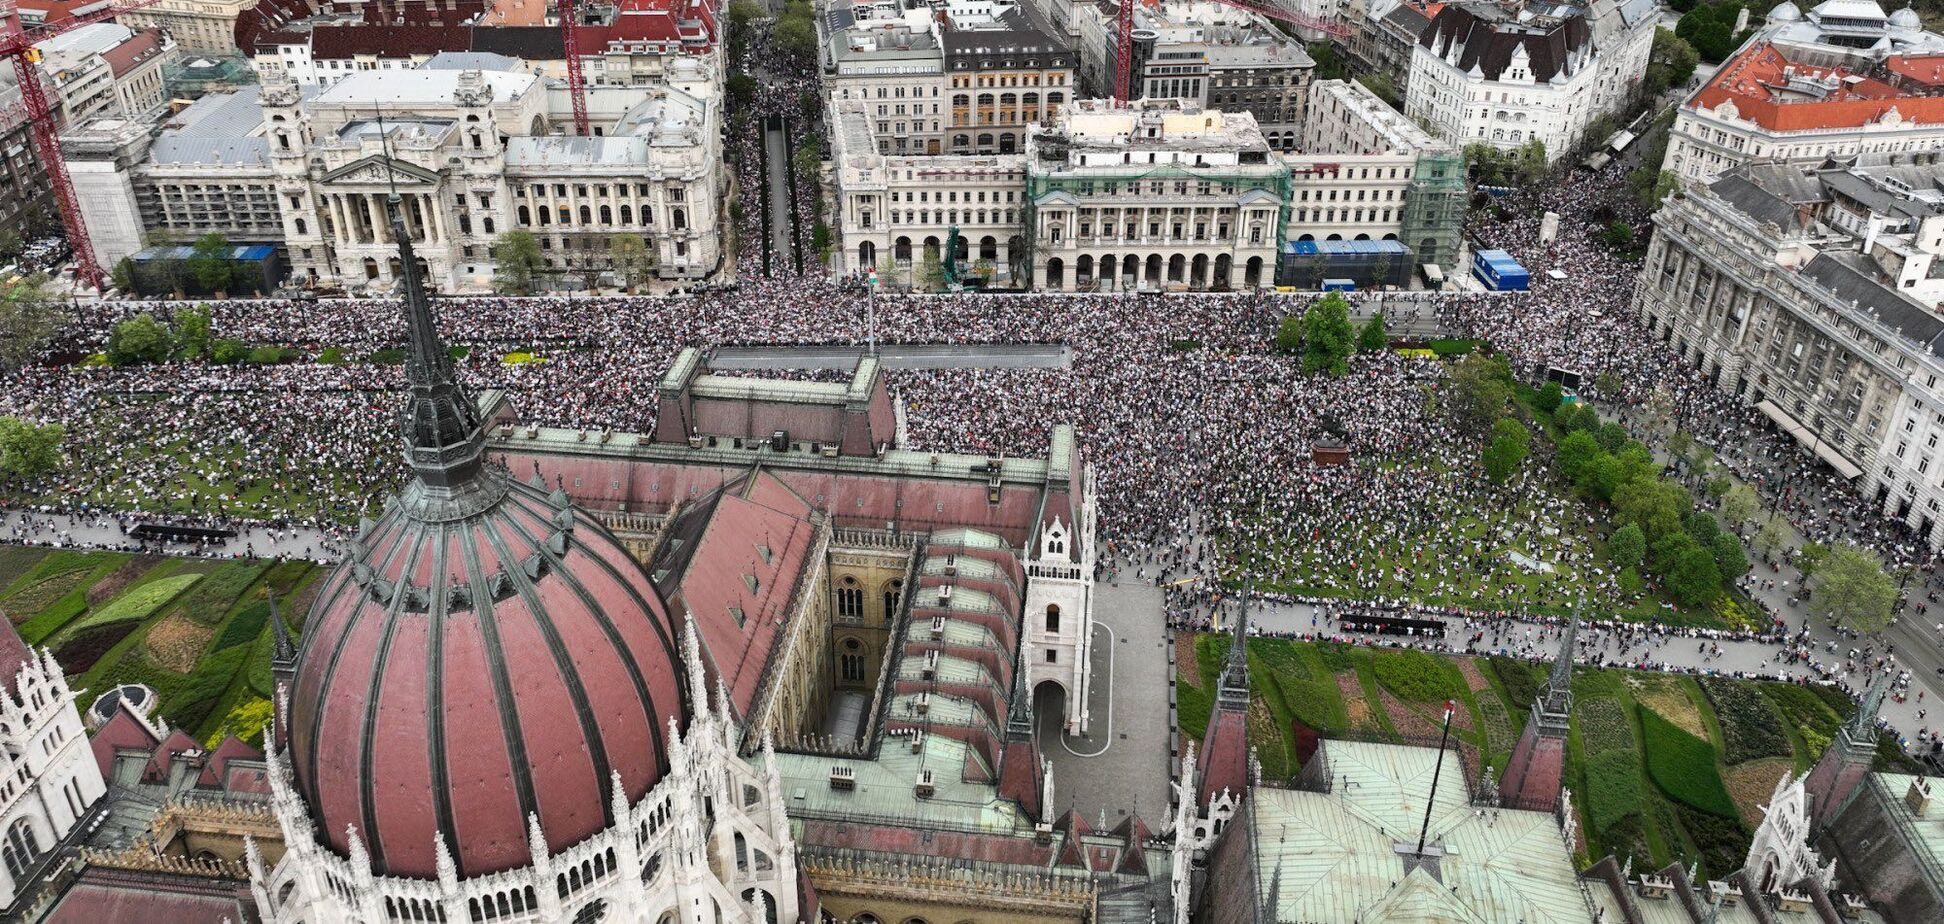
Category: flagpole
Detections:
[{"x1": 1417, "y1": 699, "x2": 1455, "y2": 854}]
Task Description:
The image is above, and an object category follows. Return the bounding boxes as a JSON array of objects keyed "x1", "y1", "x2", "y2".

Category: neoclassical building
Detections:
[
  {"x1": 255, "y1": 58, "x2": 721, "y2": 292},
  {"x1": 1024, "y1": 99, "x2": 1289, "y2": 291}
]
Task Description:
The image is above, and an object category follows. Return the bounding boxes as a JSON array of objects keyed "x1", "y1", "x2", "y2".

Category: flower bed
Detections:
[
  {"x1": 1700, "y1": 677, "x2": 1791, "y2": 765},
  {"x1": 1372, "y1": 649, "x2": 1462, "y2": 702},
  {"x1": 1586, "y1": 748, "x2": 1644, "y2": 832},
  {"x1": 1578, "y1": 696, "x2": 1635, "y2": 756},
  {"x1": 71, "y1": 574, "x2": 203, "y2": 633}
]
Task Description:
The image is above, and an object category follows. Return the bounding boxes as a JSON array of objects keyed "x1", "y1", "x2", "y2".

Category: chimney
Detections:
[{"x1": 1907, "y1": 777, "x2": 1933, "y2": 815}]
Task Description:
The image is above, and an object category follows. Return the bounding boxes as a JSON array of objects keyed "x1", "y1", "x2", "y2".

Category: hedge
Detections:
[
  {"x1": 1488, "y1": 655, "x2": 1543, "y2": 709},
  {"x1": 1372, "y1": 649, "x2": 1461, "y2": 702},
  {"x1": 71, "y1": 574, "x2": 203, "y2": 632},
  {"x1": 1700, "y1": 677, "x2": 1791, "y2": 765},
  {"x1": 1578, "y1": 696, "x2": 1635, "y2": 757},
  {"x1": 160, "y1": 645, "x2": 250, "y2": 733},
  {"x1": 1586, "y1": 749, "x2": 1645, "y2": 832},
  {"x1": 176, "y1": 562, "x2": 269, "y2": 625},
  {"x1": 1760, "y1": 683, "x2": 1844, "y2": 741},
  {"x1": 1641, "y1": 705, "x2": 1738, "y2": 817},
  {"x1": 53, "y1": 621, "x2": 140, "y2": 674},
  {"x1": 18, "y1": 588, "x2": 90, "y2": 644},
  {"x1": 216, "y1": 601, "x2": 272, "y2": 651},
  {"x1": 1674, "y1": 800, "x2": 1751, "y2": 881}
]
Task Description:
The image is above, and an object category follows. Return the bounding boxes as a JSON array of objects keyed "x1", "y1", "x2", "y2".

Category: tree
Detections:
[
  {"x1": 1613, "y1": 474, "x2": 1691, "y2": 541},
  {"x1": 0, "y1": 274, "x2": 64, "y2": 372},
  {"x1": 1555, "y1": 430, "x2": 1603, "y2": 479},
  {"x1": 1607, "y1": 524, "x2": 1646, "y2": 568},
  {"x1": 1717, "y1": 483, "x2": 1759, "y2": 529},
  {"x1": 1577, "y1": 451, "x2": 1633, "y2": 501},
  {"x1": 1301, "y1": 292, "x2": 1354, "y2": 376},
  {"x1": 1515, "y1": 137, "x2": 1549, "y2": 183},
  {"x1": 1667, "y1": 546, "x2": 1724, "y2": 607},
  {"x1": 1711, "y1": 531, "x2": 1750, "y2": 579},
  {"x1": 1449, "y1": 352, "x2": 1514, "y2": 431},
  {"x1": 610, "y1": 235, "x2": 656, "y2": 294},
  {"x1": 1536, "y1": 381, "x2": 1564, "y2": 416},
  {"x1": 1676, "y1": 2, "x2": 1744, "y2": 62},
  {"x1": 773, "y1": 1, "x2": 819, "y2": 65},
  {"x1": 1307, "y1": 42, "x2": 1348, "y2": 81},
  {"x1": 1810, "y1": 544, "x2": 1898, "y2": 633},
  {"x1": 727, "y1": 73, "x2": 757, "y2": 110},
  {"x1": 0, "y1": 415, "x2": 63, "y2": 480},
  {"x1": 188, "y1": 232, "x2": 233, "y2": 298},
  {"x1": 174, "y1": 304, "x2": 213, "y2": 360},
  {"x1": 212, "y1": 337, "x2": 249, "y2": 364},
  {"x1": 917, "y1": 252, "x2": 943, "y2": 291},
  {"x1": 1274, "y1": 314, "x2": 1304, "y2": 354},
  {"x1": 1356, "y1": 312, "x2": 1387, "y2": 352},
  {"x1": 1482, "y1": 417, "x2": 1532, "y2": 483},
  {"x1": 107, "y1": 313, "x2": 174, "y2": 365},
  {"x1": 1559, "y1": 403, "x2": 1599, "y2": 433},
  {"x1": 111, "y1": 257, "x2": 137, "y2": 293},
  {"x1": 1645, "y1": 27, "x2": 1700, "y2": 97},
  {"x1": 1796, "y1": 541, "x2": 1830, "y2": 578},
  {"x1": 1602, "y1": 222, "x2": 1635, "y2": 250},
  {"x1": 491, "y1": 231, "x2": 544, "y2": 296},
  {"x1": 1594, "y1": 421, "x2": 1631, "y2": 454}
]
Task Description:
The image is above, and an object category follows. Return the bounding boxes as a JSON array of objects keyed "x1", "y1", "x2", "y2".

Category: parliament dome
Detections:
[{"x1": 283, "y1": 198, "x2": 686, "y2": 880}]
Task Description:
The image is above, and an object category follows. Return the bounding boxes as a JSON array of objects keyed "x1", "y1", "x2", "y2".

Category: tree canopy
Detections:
[
  {"x1": 107, "y1": 313, "x2": 174, "y2": 365},
  {"x1": 1447, "y1": 352, "x2": 1514, "y2": 432},
  {"x1": 1300, "y1": 293, "x2": 1354, "y2": 376},
  {"x1": 1357, "y1": 312, "x2": 1387, "y2": 352},
  {"x1": 0, "y1": 415, "x2": 62, "y2": 480},
  {"x1": 0, "y1": 274, "x2": 64, "y2": 371},
  {"x1": 1810, "y1": 544, "x2": 1898, "y2": 633},
  {"x1": 1482, "y1": 417, "x2": 1531, "y2": 483},
  {"x1": 491, "y1": 231, "x2": 544, "y2": 296}
]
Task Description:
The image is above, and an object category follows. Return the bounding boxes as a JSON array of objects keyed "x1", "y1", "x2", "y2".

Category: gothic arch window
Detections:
[
  {"x1": 1045, "y1": 604, "x2": 1060, "y2": 633},
  {"x1": 883, "y1": 579, "x2": 902, "y2": 616},
  {"x1": 837, "y1": 576, "x2": 864, "y2": 619},
  {"x1": 840, "y1": 637, "x2": 865, "y2": 682}
]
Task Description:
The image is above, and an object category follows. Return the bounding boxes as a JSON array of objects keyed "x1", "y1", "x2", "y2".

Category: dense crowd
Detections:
[{"x1": 5, "y1": 126, "x2": 1944, "y2": 736}]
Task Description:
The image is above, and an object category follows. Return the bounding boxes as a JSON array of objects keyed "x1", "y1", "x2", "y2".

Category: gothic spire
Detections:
[
  {"x1": 1846, "y1": 668, "x2": 1891, "y2": 742},
  {"x1": 1217, "y1": 585, "x2": 1252, "y2": 706},
  {"x1": 378, "y1": 108, "x2": 488, "y2": 490},
  {"x1": 1006, "y1": 639, "x2": 1035, "y2": 739},
  {"x1": 1546, "y1": 610, "x2": 1579, "y2": 695},
  {"x1": 268, "y1": 588, "x2": 295, "y2": 665}
]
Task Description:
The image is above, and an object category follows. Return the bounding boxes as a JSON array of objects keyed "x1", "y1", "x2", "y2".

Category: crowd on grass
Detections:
[{"x1": 5, "y1": 136, "x2": 1944, "y2": 750}]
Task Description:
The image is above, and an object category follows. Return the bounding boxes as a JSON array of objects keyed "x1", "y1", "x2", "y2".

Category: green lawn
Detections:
[
  {"x1": 0, "y1": 547, "x2": 316, "y2": 748},
  {"x1": 1179, "y1": 635, "x2": 1834, "y2": 877}
]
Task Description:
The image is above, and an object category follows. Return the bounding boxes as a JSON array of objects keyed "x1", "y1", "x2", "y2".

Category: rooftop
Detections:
[
  {"x1": 1250, "y1": 740, "x2": 1588, "y2": 923},
  {"x1": 149, "y1": 86, "x2": 272, "y2": 167},
  {"x1": 311, "y1": 68, "x2": 537, "y2": 105},
  {"x1": 1689, "y1": 41, "x2": 1944, "y2": 132}
]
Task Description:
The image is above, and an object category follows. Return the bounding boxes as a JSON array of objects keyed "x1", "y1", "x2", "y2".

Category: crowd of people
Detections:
[{"x1": 4, "y1": 120, "x2": 1941, "y2": 751}]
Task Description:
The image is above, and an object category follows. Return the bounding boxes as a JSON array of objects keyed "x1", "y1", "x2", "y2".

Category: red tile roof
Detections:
[
  {"x1": 46, "y1": 868, "x2": 256, "y2": 924},
  {"x1": 1885, "y1": 53, "x2": 1944, "y2": 88},
  {"x1": 1692, "y1": 42, "x2": 1944, "y2": 132},
  {"x1": 0, "y1": 610, "x2": 35, "y2": 690},
  {"x1": 102, "y1": 27, "x2": 165, "y2": 78},
  {"x1": 89, "y1": 702, "x2": 162, "y2": 780}
]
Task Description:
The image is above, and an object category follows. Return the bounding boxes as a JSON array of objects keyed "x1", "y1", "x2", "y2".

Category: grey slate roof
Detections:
[
  {"x1": 148, "y1": 86, "x2": 271, "y2": 167},
  {"x1": 1801, "y1": 251, "x2": 1944, "y2": 356}
]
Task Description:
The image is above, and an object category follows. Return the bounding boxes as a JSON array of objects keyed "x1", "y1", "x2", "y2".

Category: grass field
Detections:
[
  {"x1": 1178, "y1": 634, "x2": 1854, "y2": 878},
  {"x1": 2, "y1": 547, "x2": 314, "y2": 748}
]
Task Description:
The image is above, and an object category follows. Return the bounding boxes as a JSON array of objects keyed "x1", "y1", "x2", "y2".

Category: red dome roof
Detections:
[{"x1": 287, "y1": 475, "x2": 687, "y2": 878}]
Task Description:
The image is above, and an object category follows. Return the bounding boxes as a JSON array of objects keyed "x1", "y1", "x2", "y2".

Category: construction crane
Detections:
[
  {"x1": 0, "y1": 0, "x2": 164, "y2": 291},
  {"x1": 559, "y1": 0, "x2": 590, "y2": 135},
  {"x1": 1116, "y1": 0, "x2": 1352, "y2": 101}
]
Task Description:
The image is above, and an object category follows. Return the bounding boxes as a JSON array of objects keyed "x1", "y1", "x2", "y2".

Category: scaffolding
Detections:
[
  {"x1": 1401, "y1": 150, "x2": 1467, "y2": 271},
  {"x1": 1021, "y1": 162, "x2": 1294, "y2": 284}
]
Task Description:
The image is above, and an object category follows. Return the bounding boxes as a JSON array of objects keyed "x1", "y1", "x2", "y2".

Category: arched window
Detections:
[
  {"x1": 578, "y1": 205, "x2": 592, "y2": 225},
  {"x1": 1046, "y1": 604, "x2": 1061, "y2": 633},
  {"x1": 672, "y1": 208, "x2": 687, "y2": 230},
  {"x1": 953, "y1": 134, "x2": 970, "y2": 148},
  {"x1": 599, "y1": 205, "x2": 613, "y2": 224},
  {"x1": 294, "y1": 218, "x2": 307, "y2": 235},
  {"x1": 620, "y1": 204, "x2": 632, "y2": 225}
]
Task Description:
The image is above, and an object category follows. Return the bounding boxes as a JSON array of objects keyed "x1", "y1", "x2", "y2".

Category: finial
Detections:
[
  {"x1": 268, "y1": 588, "x2": 295, "y2": 665},
  {"x1": 434, "y1": 829, "x2": 458, "y2": 891}
]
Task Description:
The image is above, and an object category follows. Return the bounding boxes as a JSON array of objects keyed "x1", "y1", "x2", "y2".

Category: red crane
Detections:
[
  {"x1": 1115, "y1": 0, "x2": 1352, "y2": 102},
  {"x1": 0, "y1": 0, "x2": 163, "y2": 291},
  {"x1": 559, "y1": 0, "x2": 590, "y2": 134}
]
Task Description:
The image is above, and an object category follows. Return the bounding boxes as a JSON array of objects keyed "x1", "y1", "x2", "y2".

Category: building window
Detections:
[
  {"x1": 1045, "y1": 604, "x2": 1060, "y2": 633},
  {"x1": 1045, "y1": 649, "x2": 1058, "y2": 664},
  {"x1": 837, "y1": 585, "x2": 864, "y2": 619}
]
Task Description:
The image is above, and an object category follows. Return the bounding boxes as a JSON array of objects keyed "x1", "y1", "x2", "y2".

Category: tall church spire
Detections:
[
  {"x1": 1216, "y1": 586, "x2": 1252, "y2": 707},
  {"x1": 377, "y1": 110, "x2": 489, "y2": 491},
  {"x1": 389, "y1": 191, "x2": 488, "y2": 488}
]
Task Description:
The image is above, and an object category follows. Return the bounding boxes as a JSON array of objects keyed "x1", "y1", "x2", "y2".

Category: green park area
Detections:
[
  {"x1": 1176, "y1": 634, "x2": 1925, "y2": 878},
  {"x1": 0, "y1": 546, "x2": 315, "y2": 749}
]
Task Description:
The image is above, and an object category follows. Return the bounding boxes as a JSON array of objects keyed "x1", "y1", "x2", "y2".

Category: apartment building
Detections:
[
  {"x1": 36, "y1": 24, "x2": 177, "y2": 126},
  {"x1": 1290, "y1": 78, "x2": 1464, "y2": 267},
  {"x1": 119, "y1": 0, "x2": 258, "y2": 55}
]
